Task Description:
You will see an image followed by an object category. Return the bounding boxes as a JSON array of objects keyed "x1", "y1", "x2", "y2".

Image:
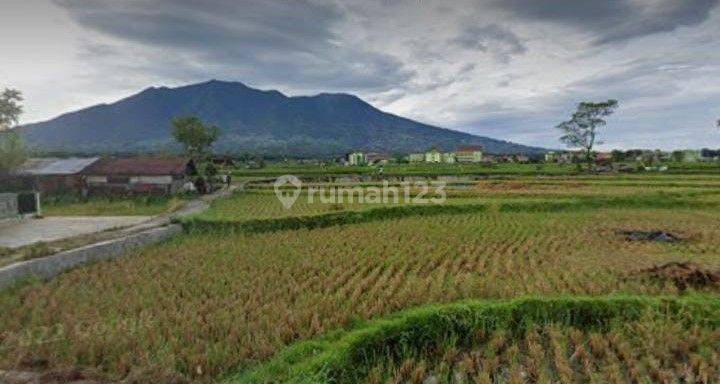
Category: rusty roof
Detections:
[
  {"x1": 82, "y1": 157, "x2": 192, "y2": 176},
  {"x1": 456, "y1": 145, "x2": 484, "y2": 152}
]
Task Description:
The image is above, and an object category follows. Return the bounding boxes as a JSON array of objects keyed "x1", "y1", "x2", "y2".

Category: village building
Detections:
[
  {"x1": 210, "y1": 155, "x2": 236, "y2": 167},
  {"x1": 365, "y1": 152, "x2": 390, "y2": 165},
  {"x1": 544, "y1": 151, "x2": 557, "y2": 163},
  {"x1": 701, "y1": 149, "x2": 720, "y2": 161},
  {"x1": 424, "y1": 148, "x2": 442, "y2": 163},
  {"x1": 81, "y1": 157, "x2": 196, "y2": 195},
  {"x1": 680, "y1": 150, "x2": 702, "y2": 163},
  {"x1": 546, "y1": 151, "x2": 579, "y2": 164},
  {"x1": 347, "y1": 152, "x2": 367, "y2": 166},
  {"x1": 515, "y1": 155, "x2": 530, "y2": 163},
  {"x1": 442, "y1": 152, "x2": 456, "y2": 164},
  {"x1": 455, "y1": 145, "x2": 484, "y2": 163},
  {"x1": 15, "y1": 157, "x2": 100, "y2": 195},
  {"x1": 406, "y1": 153, "x2": 424, "y2": 163}
]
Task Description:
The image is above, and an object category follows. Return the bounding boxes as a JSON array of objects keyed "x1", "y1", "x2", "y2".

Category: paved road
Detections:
[{"x1": 0, "y1": 216, "x2": 151, "y2": 249}]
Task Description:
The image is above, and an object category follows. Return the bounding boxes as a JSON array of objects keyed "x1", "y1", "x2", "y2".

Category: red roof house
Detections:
[{"x1": 82, "y1": 157, "x2": 196, "y2": 195}]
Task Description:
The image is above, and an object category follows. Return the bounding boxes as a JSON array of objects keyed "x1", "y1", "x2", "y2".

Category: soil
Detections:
[
  {"x1": 618, "y1": 230, "x2": 681, "y2": 243},
  {"x1": 637, "y1": 261, "x2": 720, "y2": 291}
]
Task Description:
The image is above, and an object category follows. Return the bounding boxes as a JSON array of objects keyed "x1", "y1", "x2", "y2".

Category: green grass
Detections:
[
  {"x1": 229, "y1": 295, "x2": 720, "y2": 384},
  {"x1": 42, "y1": 195, "x2": 187, "y2": 216}
]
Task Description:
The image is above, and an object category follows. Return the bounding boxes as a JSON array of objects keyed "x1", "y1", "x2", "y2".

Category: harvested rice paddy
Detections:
[{"x1": 1, "y1": 174, "x2": 719, "y2": 383}]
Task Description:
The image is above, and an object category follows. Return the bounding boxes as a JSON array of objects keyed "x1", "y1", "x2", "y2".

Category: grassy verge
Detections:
[
  {"x1": 42, "y1": 195, "x2": 187, "y2": 216},
  {"x1": 184, "y1": 191, "x2": 719, "y2": 235},
  {"x1": 229, "y1": 295, "x2": 720, "y2": 384}
]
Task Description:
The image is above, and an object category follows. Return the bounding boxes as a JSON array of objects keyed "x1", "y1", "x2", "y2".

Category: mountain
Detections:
[{"x1": 18, "y1": 80, "x2": 545, "y2": 156}]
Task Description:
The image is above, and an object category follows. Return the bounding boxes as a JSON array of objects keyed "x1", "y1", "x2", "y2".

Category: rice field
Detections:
[
  {"x1": 1, "y1": 174, "x2": 719, "y2": 382},
  {"x1": 363, "y1": 317, "x2": 720, "y2": 384}
]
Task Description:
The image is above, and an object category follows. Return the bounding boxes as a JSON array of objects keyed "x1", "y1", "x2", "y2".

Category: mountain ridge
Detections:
[{"x1": 18, "y1": 80, "x2": 546, "y2": 156}]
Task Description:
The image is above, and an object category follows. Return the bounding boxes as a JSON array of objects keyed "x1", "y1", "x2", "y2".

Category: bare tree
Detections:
[{"x1": 556, "y1": 100, "x2": 619, "y2": 171}]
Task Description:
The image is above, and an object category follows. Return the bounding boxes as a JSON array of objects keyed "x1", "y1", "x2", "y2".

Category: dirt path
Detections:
[{"x1": 0, "y1": 216, "x2": 152, "y2": 249}]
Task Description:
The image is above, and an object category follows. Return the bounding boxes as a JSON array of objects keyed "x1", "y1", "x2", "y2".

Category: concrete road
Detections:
[{"x1": 0, "y1": 216, "x2": 151, "y2": 249}]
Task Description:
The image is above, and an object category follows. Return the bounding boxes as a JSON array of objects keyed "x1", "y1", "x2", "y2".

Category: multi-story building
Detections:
[
  {"x1": 347, "y1": 152, "x2": 367, "y2": 166},
  {"x1": 455, "y1": 145, "x2": 484, "y2": 163}
]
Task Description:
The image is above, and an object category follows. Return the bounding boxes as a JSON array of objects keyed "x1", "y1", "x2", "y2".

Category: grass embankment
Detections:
[
  {"x1": 231, "y1": 295, "x2": 720, "y2": 383},
  {"x1": 185, "y1": 188, "x2": 719, "y2": 235},
  {"x1": 42, "y1": 195, "x2": 187, "y2": 216}
]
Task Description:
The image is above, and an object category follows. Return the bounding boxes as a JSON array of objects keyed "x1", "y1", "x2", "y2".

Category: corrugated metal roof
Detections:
[{"x1": 18, "y1": 157, "x2": 100, "y2": 175}]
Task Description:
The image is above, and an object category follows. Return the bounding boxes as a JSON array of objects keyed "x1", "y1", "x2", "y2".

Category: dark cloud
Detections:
[
  {"x1": 452, "y1": 23, "x2": 526, "y2": 62},
  {"x1": 54, "y1": 0, "x2": 413, "y2": 91},
  {"x1": 489, "y1": 0, "x2": 719, "y2": 44}
]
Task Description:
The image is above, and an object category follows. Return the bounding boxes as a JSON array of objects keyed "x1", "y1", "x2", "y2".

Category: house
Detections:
[
  {"x1": 455, "y1": 145, "x2": 483, "y2": 163},
  {"x1": 424, "y1": 148, "x2": 442, "y2": 163},
  {"x1": 594, "y1": 152, "x2": 613, "y2": 165},
  {"x1": 406, "y1": 153, "x2": 424, "y2": 163},
  {"x1": 482, "y1": 154, "x2": 497, "y2": 164},
  {"x1": 442, "y1": 152, "x2": 456, "y2": 164},
  {"x1": 680, "y1": 150, "x2": 702, "y2": 163},
  {"x1": 82, "y1": 157, "x2": 196, "y2": 195},
  {"x1": 544, "y1": 151, "x2": 557, "y2": 163},
  {"x1": 16, "y1": 157, "x2": 100, "y2": 195},
  {"x1": 347, "y1": 152, "x2": 367, "y2": 166},
  {"x1": 211, "y1": 156, "x2": 236, "y2": 167},
  {"x1": 515, "y1": 155, "x2": 530, "y2": 163},
  {"x1": 701, "y1": 148, "x2": 720, "y2": 161},
  {"x1": 545, "y1": 151, "x2": 577, "y2": 164},
  {"x1": 365, "y1": 152, "x2": 390, "y2": 165}
]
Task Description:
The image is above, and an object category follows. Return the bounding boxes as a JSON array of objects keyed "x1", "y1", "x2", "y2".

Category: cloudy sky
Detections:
[{"x1": 2, "y1": 0, "x2": 720, "y2": 150}]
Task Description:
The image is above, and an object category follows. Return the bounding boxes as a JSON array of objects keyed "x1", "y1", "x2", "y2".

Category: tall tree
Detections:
[
  {"x1": 556, "y1": 99, "x2": 618, "y2": 171},
  {"x1": 171, "y1": 116, "x2": 220, "y2": 159},
  {"x1": 0, "y1": 88, "x2": 27, "y2": 174},
  {"x1": 0, "y1": 88, "x2": 23, "y2": 131},
  {"x1": 0, "y1": 132, "x2": 27, "y2": 173}
]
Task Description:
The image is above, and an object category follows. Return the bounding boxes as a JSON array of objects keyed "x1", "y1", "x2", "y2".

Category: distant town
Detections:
[{"x1": 344, "y1": 147, "x2": 719, "y2": 168}]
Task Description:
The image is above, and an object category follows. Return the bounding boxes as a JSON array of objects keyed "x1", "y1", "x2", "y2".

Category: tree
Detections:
[
  {"x1": 171, "y1": 116, "x2": 220, "y2": 158},
  {"x1": 611, "y1": 149, "x2": 625, "y2": 163},
  {"x1": 0, "y1": 88, "x2": 27, "y2": 174},
  {"x1": 556, "y1": 99, "x2": 619, "y2": 171},
  {"x1": 672, "y1": 150, "x2": 684, "y2": 163},
  {"x1": 0, "y1": 88, "x2": 23, "y2": 131},
  {"x1": 0, "y1": 132, "x2": 27, "y2": 173}
]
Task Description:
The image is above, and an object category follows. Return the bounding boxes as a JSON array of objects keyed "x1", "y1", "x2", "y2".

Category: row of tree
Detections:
[{"x1": 556, "y1": 100, "x2": 720, "y2": 171}]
